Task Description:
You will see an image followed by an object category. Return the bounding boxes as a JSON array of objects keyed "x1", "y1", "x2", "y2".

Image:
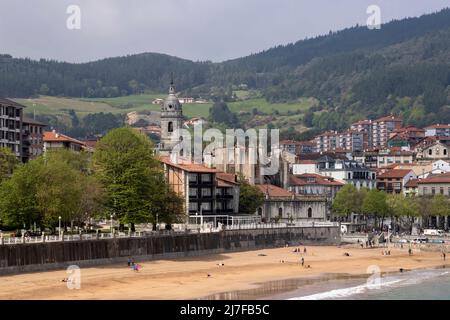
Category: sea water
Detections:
[{"x1": 290, "y1": 268, "x2": 450, "y2": 300}]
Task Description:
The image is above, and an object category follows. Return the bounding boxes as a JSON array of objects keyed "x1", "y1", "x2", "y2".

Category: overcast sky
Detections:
[{"x1": 0, "y1": 0, "x2": 449, "y2": 63}]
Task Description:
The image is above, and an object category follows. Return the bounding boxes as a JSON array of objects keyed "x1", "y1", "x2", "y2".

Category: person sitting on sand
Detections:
[{"x1": 344, "y1": 252, "x2": 350, "y2": 257}]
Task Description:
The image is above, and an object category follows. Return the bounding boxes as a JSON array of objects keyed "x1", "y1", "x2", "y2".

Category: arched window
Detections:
[
  {"x1": 168, "y1": 122, "x2": 173, "y2": 133},
  {"x1": 307, "y1": 207, "x2": 313, "y2": 218},
  {"x1": 348, "y1": 172, "x2": 351, "y2": 180},
  {"x1": 278, "y1": 207, "x2": 283, "y2": 218},
  {"x1": 429, "y1": 149, "x2": 432, "y2": 156},
  {"x1": 258, "y1": 208, "x2": 263, "y2": 216},
  {"x1": 444, "y1": 149, "x2": 448, "y2": 156}
]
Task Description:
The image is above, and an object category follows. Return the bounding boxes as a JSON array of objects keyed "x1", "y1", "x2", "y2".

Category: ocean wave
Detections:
[{"x1": 290, "y1": 269, "x2": 449, "y2": 300}]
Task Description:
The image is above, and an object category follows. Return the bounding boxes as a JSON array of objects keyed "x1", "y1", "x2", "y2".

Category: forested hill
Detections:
[{"x1": 1, "y1": 8, "x2": 450, "y2": 127}]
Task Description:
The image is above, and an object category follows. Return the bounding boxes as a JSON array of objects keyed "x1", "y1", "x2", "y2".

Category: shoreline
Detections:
[{"x1": 0, "y1": 245, "x2": 447, "y2": 300}]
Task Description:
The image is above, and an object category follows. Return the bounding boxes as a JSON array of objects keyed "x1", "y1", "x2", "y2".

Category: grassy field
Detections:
[
  {"x1": 14, "y1": 94, "x2": 315, "y2": 125},
  {"x1": 229, "y1": 98, "x2": 313, "y2": 114},
  {"x1": 15, "y1": 95, "x2": 212, "y2": 119}
]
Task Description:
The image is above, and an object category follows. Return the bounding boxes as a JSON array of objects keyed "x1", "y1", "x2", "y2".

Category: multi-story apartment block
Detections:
[
  {"x1": 371, "y1": 115, "x2": 403, "y2": 149},
  {"x1": 161, "y1": 156, "x2": 240, "y2": 218},
  {"x1": 0, "y1": 98, "x2": 24, "y2": 159},
  {"x1": 351, "y1": 119, "x2": 373, "y2": 148},
  {"x1": 338, "y1": 130, "x2": 366, "y2": 152},
  {"x1": 280, "y1": 140, "x2": 316, "y2": 155},
  {"x1": 424, "y1": 124, "x2": 450, "y2": 137},
  {"x1": 22, "y1": 117, "x2": 46, "y2": 161},
  {"x1": 314, "y1": 131, "x2": 338, "y2": 153}
]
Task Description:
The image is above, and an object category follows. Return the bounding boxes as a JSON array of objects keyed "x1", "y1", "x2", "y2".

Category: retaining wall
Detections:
[{"x1": 0, "y1": 226, "x2": 340, "y2": 275}]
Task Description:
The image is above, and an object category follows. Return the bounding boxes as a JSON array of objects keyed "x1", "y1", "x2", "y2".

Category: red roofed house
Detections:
[
  {"x1": 377, "y1": 169, "x2": 417, "y2": 194},
  {"x1": 255, "y1": 184, "x2": 327, "y2": 223},
  {"x1": 43, "y1": 130, "x2": 85, "y2": 153}
]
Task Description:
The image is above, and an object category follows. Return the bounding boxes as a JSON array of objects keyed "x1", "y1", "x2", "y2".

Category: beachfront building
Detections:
[
  {"x1": 0, "y1": 98, "x2": 24, "y2": 159},
  {"x1": 288, "y1": 173, "x2": 344, "y2": 217},
  {"x1": 22, "y1": 117, "x2": 46, "y2": 161},
  {"x1": 255, "y1": 184, "x2": 327, "y2": 223},
  {"x1": 417, "y1": 173, "x2": 450, "y2": 229},
  {"x1": 160, "y1": 156, "x2": 240, "y2": 219}
]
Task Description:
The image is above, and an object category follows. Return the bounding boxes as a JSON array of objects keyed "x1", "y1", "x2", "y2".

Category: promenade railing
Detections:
[{"x1": 0, "y1": 221, "x2": 340, "y2": 245}]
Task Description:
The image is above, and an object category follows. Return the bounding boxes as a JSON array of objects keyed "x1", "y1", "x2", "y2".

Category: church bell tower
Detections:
[{"x1": 159, "y1": 77, "x2": 183, "y2": 155}]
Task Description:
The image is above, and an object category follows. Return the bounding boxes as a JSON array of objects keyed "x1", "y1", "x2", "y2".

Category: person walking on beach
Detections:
[
  {"x1": 408, "y1": 248, "x2": 413, "y2": 256},
  {"x1": 443, "y1": 252, "x2": 446, "y2": 261},
  {"x1": 127, "y1": 257, "x2": 132, "y2": 267},
  {"x1": 301, "y1": 257, "x2": 304, "y2": 267},
  {"x1": 303, "y1": 248, "x2": 307, "y2": 254}
]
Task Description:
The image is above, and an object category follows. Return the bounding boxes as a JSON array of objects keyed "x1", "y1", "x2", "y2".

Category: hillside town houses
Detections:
[{"x1": 3, "y1": 92, "x2": 450, "y2": 230}]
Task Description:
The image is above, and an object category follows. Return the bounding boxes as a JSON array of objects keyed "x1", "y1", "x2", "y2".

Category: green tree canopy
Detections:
[
  {"x1": 93, "y1": 128, "x2": 183, "y2": 228},
  {"x1": 238, "y1": 175, "x2": 264, "y2": 215}
]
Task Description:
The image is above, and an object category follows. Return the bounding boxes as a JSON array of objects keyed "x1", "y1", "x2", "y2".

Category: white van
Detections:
[{"x1": 423, "y1": 229, "x2": 444, "y2": 236}]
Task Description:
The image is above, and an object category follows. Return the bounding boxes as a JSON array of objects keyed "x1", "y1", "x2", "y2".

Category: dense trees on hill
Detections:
[{"x1": 1, "y1": 9, "x2": 450, "y2": 130}]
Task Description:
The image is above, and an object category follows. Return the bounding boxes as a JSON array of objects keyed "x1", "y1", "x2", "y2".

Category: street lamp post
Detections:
[
  {"x1": 58, "y1": 216, "x2": 62, "y2": 240},
  {"x1": 156, "y1": 213, "x2": 159, "y2": 230},
  {"x1": 110, "y1": 214, "x2": 113, "y2": 236}
]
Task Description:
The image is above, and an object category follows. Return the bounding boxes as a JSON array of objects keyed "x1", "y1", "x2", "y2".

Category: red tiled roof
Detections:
[
  {"x1": 296, "y1": 160, "x2": 317, "y2": 164},
  {"x1": 377, "y1": 169, "x2": 413, "y2": 179},
  {"x1": 405, "y1": 179, "x2": 419, "y2": 188},
  {"x1": 216, "y1": 173, "x2": 239, "y2": 185},
  {"x1": 256, "y1": 184, "x2": 294, "y2": 198},
  {"x1": 43, "y1": 131, "x2": 85, "y2": 145},
  {"x1": 424, "y1": 124, "x2": 450, "y2": 130},
  {"x1": 160, "y1": 156, "x2": 220, "y2": 173},
  {"x1": 290, "y1": 173, "x2": 344, "y2": 186},
  {"x1": 418, "y1": 173, "x2": 450, "y2": 184}
]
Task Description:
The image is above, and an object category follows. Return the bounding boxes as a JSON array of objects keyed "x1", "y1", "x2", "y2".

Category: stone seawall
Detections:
[{"x1": 0, "y1": 227, "x2": 340, "y2": 275}]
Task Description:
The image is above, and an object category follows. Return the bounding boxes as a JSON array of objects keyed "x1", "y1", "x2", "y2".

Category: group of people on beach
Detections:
[
  {"x1": 127, "y1": 257, "x2": 142, "y2": 272},
  {"x1": 291, "y1": 247, "x2": 311, "y2": 268}
]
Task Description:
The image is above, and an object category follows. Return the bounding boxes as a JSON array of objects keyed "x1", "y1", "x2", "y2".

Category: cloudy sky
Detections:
[{"x1": 0, "y1": 0, "x2": 448, "y2": 63}]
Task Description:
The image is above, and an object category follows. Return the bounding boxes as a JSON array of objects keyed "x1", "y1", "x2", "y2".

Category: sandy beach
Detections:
[{"x1": 0, "y1": 245, "x2": 447, "y2": 300}]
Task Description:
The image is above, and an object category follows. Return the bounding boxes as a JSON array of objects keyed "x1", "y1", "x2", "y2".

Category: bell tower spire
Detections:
[{"x1": 159, "y1": 75, "x2": 183, "y2": 155}]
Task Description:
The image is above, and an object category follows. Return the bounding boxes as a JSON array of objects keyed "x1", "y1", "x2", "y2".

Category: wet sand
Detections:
[{"x1": 0, "y1": 245, "x2": 447, "y2": 300}]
